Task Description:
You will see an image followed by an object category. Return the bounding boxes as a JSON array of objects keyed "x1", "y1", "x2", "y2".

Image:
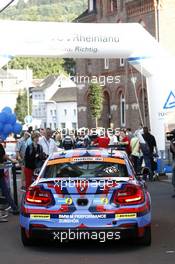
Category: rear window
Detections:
[{"x1": 42, "y1": 161, "x2": 129, "y2": 179}]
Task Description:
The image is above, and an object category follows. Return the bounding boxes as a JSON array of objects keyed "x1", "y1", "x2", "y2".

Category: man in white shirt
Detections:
[{"x1": 39, "y1": 128, "x2": 58, "y2": 157}]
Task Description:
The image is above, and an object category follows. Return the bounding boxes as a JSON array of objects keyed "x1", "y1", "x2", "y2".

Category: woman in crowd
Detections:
[{"x1": 24, "y1": 132, "x2": 45, "y2": 190}]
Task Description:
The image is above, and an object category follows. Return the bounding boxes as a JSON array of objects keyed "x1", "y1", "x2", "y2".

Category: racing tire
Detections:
[
  {"x1": 138, "y1": 226, "x2": 152, "y2": 246},
  {"x1": 21, "y1": 227, "x2": 33, "y2": 247}
]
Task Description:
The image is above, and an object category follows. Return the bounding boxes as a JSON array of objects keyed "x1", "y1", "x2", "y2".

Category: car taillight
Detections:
[
  {"x1": 114, "y1": 184, "x2": 145, "y2": 205},
  {"x1": 26, "y1": 186, "x2": 52, "y2": 206}
]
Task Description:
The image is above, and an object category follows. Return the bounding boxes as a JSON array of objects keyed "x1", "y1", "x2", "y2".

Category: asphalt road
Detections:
[{"x1": 0, "y1": 181, "x2": 175, "y2": 264}]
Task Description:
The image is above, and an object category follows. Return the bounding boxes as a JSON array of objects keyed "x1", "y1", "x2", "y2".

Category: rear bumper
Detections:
[{"x1": 29, "y1": 225, "x2": 140, "y2": 242}]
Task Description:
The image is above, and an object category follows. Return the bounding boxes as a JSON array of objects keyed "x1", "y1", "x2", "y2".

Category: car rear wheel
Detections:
[
  {"x1": 139, "y1": 226, "x2": 151, "y2": 246},
  {"x1": 21, "y1": 227, "x2": 33, "y2": 247}
]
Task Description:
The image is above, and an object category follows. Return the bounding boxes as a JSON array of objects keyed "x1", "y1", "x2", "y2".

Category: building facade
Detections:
[
  {"x1": 32, "y1": 75, "x2": 77, "y2": 129},
  {"x1": 0, "y1": 68, "x2": 33, "y2": 112},
  {"x1": 46, "y1": 87, "x2": 77, "y2": 130},
  {"x1": 75, "y1": 0, "x2": 175, "y2": 130}
]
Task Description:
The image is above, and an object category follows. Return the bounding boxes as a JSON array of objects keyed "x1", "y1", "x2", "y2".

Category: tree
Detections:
[
  {"x1": 89, "y1": 83, "x2": 103, "y2": 128},
  {"x1": 14, "y1": 89, "x2": 32, "y2": 123},
  {"x1": 7, "y1": 57, "x2": 65, "y2": 79}
]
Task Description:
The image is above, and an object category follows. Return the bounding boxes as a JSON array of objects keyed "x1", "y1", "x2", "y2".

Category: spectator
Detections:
[
  {"x1": 15, "y1": 132, "x2": 30, "y2": 190},
  {"x1": 142, "y1": 127, "x2": 158, "y2": 180},
  {"x1": 24, "y1": 132, "x2": 45, "y2": 190},
  {"x1": 119, "y1": 130, "x2": 131, "y2": 156},
  {"x1": 170, "y1": 137, "x2": 175, "y2": 198},
  {"x1": 39, "y1": 128, "x2": 58, "y2": 157},
  {"x1": 126, "y1": 128, "x2": 133, "y2": 139},
  {"x1": 130, "y1": 132, "x2": 142, "y2": 173},
  {"x1": 75, "y1": 132, "x2": 85, "y2": 148},
  {"x1": 0, "y1": 140, "x2": 19, "y2": 215},
  {"x1": 84, "y1": 130, "x2": 91, "y2": 148},
  {"x1": 62, "y1": 134, "x2": 75, "y2": 150},
  {"x1": 93, "y1": 132, "x2": 110, "y2": 148},
  {"x1": 109, "y1": 131, "x2": 118, "y2": 146}
]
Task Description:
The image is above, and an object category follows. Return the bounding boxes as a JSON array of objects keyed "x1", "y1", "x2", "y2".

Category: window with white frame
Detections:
[
  {"x1": 120, "y1": 94, "x2": 126, "y2": 127},
  {"x1": 61, "y1": 123, "x2": 66, "y2": 129},
  {"x1": 104, "y1": 58, "x2": 109, "y2": 70},
  {"x1": 64, "y1": 109, "x2": 67, "y2": 116},
  {"x1": 89, "y1": 0, "x2": 95, "y2": 12},
  {"x1": 110, "y1": 0, "x2": 114, "y2": 12},
  {"x1": 50, "y1": 110, "x2": 53, "y2": 116},
  {"x1": 120, "y1": 58, "x2": 125, "y2": 67},
  {"x1": 74, "y1": 109, "x2": 76, "y2": 116},
  {"x1": 72, "y1": 122, "x2": 77, "y2": 129}
]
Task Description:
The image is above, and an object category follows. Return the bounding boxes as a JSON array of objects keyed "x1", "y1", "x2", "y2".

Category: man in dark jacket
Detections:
[{"x1": 142, "y1": 127, "x2": 158, "y2": 180}]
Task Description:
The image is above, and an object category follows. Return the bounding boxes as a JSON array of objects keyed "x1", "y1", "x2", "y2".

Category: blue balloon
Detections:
[
  {"x1": 0, "y1": 122, "x2": 3, "y2": 132},
  {"x1": 3, "y1": 124, "x2": 13, "y2": 135},
  {"x1": 0, "y1": 112, "x2": 6, "y2": 123},
  {"x1": 13, "y1": 123, "x2": 22, "y2": 134},
  {"x1": 2, "y1": 107, "x2": 12, "y2": 114},
  {"x1": 9, "y1": 113, "x2": 17, "y2": 125},
  {"x1": 4, "y1": 113, "x2": 11, "y2": 124},
  {"x1": 0, "y1": 112, "x2": 11, "y2": 124},
  {"x1": 0, "y1": 133, "x2": 8, "y2": 141}
]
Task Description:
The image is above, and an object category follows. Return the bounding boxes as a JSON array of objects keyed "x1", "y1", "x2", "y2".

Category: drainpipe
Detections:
[{"x1": 155, "y1": 0, "x2": 160, "y2": 41}]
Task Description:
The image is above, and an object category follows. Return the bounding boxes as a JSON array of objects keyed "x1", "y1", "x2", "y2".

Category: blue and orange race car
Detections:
[{"x1": 20, "y1": 148, "x2": 151, "y2": 246}]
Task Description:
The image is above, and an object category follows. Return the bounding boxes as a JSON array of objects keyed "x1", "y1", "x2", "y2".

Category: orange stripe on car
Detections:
[{"x1": 47, "y1": 157, "x2": 125, "y2": 166}]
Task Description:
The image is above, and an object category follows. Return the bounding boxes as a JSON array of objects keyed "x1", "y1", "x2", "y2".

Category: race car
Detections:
[{"x1": 20, "y1": 148, "x2": 151, "y2": 246}]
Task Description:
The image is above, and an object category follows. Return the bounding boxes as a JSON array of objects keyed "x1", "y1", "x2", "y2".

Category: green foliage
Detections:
[
  {"x1": 63, "y1": 59, "x2": 76, "y2": 76},
  {"x1": 14, "y1": 89, "x2": 32, "y2": 123},
  {"x1": 0, "y1": 0, "x2": 87, "y2": 78},
  {"x1": 89, "y1": 83, "x2": 104, "y2": 127},
  {"x1": 0, "y1": 0, "x2": 87, "y2": 22},
  {"x1": 7, "y1": 57, "x2": 65, "y2": 79}
]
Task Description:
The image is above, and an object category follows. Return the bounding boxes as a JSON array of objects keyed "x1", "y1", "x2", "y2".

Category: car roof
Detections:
[{"x1": 49, "y1": 148, "x2": 128, "y2": 161}]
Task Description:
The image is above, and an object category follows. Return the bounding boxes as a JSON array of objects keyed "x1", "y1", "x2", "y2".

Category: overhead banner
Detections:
[{"x1": 0, "y1": 21, "x2": 160, "y2": 59}]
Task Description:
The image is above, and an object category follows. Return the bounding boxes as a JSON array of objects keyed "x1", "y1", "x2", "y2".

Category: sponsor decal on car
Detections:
[
  {"x1": 58, "y1": 214, "x2": 107, "y2": 219},
  {"x1": 30, "y1": 214, "x2": 51, "y2": 220},
  {"x1": 115, "y1": 213, "x2": 137, "y2": 219},
  {"x1": 72, "y1": 157, "x2": 104, "y2": 162},
  {"x1": 65, "y1": 198, "x2": 73, "y2": 205}
]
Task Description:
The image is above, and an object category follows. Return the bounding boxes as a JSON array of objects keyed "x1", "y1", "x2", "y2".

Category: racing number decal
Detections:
[
  {"x1": 65, "y1": 198, "x2": 73, "y2": 205},
  {"x1": 100, "y1": 198, "x2": 109, "y2": 205}
]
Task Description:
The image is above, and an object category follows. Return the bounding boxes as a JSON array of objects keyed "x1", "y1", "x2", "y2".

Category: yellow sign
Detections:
[
  {"x1": 115, "y1": 213, "x2": 137, "y2": 219},
  {"x1": 65, "y1": 198, "x2": 73, "y2": 205},
  {"x1": 30, "y1": 214, "x2": 50, "y2": 220}
]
